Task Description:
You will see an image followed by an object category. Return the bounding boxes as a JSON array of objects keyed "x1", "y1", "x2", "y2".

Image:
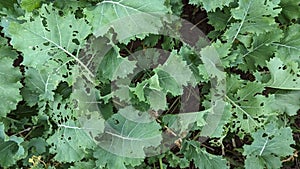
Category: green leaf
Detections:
[
  {"x1": 131, "y1": 81, "x2": 147, "y2": 102},
  {"x1": 130, "y1": 71, "x2": 175, "y2": 110},
  {"x1": 163, "y1": 110, "x2": 207, "y2": 135},
  {"x1": 53, "y1": 0, "x2": 92, "y2": 12},
  {"x1": 210, "y1": 40, "x2": 238, "y2": 68},
  {"x1": 94, "y1": 147, "x2": 143, "y2": 169},
  {"x1": 197, "y1": 64, "x2": 210, "y2": 81},
  {"x1": 226, "y1": 76, "x2": 274, "y2": 135},
  {"x1": 189, "y1": 0, "x2": 234, "y2": 12},
  {"x1": 22, "y1": 67, "x2": 60, "y2": 106},
  {"x1": 165, "y1": 151, "x2": 189, "y2": 168},
  {"x1": 148, "y1": 73, "x2": 162, "y2": 91},
  {"x1": 155, "y1": 70, "x2": 181, "y2": 96},
  {"x1": 98, "y1": 49, "x2": 137, "y2": 81},
  {"x1": 266, "y1": 57, "x2": 300, "y2": 90},
  {"x1": 164, "y1": 0, "x2": 184, "y2": 16},
  {"x1": 84, "y1": 0, "x2": 168, "y2": 40},
  {"x1": 96, "y1": 106, "x2": 162, "y2": 158},
  {"x1": 0, "y1": 38, "x2": 22, "y2": 116},
  {"x1": 158, "y1": 51, "x2": 193, "y2": 87},
  {"x1": 224, "y1": 0, "x2": 281, "y2": 43},
  {"x1": 71, "y1": 79, "x2": 101, "y2": 114},
  {"x1": 0, "y1": 0, "x2": 23, "y2": 18},
  {"x1": 0, "y1": 36, "x2": 18, "y2": 59},
  {"x1": 207, "y1": 8, "x2": 232, "y2": 32},
  {"x1": 0, "y1": 123, "x2": 25, "y2": 167},
  {"x1": 70, "y1": 160, "x2": 96, "y2": 169},
  {"x1": 273, "y1": 24, "x2": 300, "y2": 62},
  {"x1": 245, "y1": 154, "x2": 282, "y2": 169},
  {"x1": 147, "y1": 89, "x2": 167, "y2": 111},
  {"x1": 271, "y1": 91, "x2": 300, "y2": 116},
  {"x1": 200, "y1": 45, "x2": 225, "y2": 81},
  {"x1": 0, "y1": 57, "x2": 22, "y2": 117},
  {"x1": 47, "y1": 120, "x2": 96, "y2": 162},
  {"x1": 8, "y1": 4, "x2": 91, "y2": 69},
  {"x1": 2, "y1": 1, "x2": 300, "y2": 168},
  {"x1": 243, "y1": 123, "x2": 294, "y2": 169},
  {"x1": 22, "y1": 55, "x2": 79, "y2": 107},
  {"x1": 238, "y1": 29, "x2": 283, "y2": 70},
  {"x1": 27, "y1": 137, "x2": 47, "y2": 154},
  {"x1": 133, "y1": 48, "x2": 160, "y2": 69},
  {"x1": 179, "y1": 45, "x2": 203, "y2": 83},
  {"x1": 182, "y1": 140, "x2": 229, "y2": 169},
  {"x1": 49, "y1": 95, "x2": 76, "y2": 125},
  {"x1": 46, "y1": 96, "x2": 98, "y2": 162},
  {"x1": 79, "y1": 111, "x2": 105, "y2": 139},
  {"x1": 278, "y1": 0, "x2": 300, "y2": 24},
  {"x1": 161, "y1": 37, "x2": 178, "y2": 51},
  {"x1": 200, "y1": 101, "x2": 231, "y2": 138},
  {"x1": 21, "y1": 0, "x2": 41, "y2": 12},
  {"x1": 130, "y1": 50, "x2": 194, "y2": 110}
]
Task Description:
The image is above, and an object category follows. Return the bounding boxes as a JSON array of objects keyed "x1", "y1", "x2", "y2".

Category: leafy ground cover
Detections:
[{"x1": 0, "y1": 0, "x2": 299, "y2": 168}]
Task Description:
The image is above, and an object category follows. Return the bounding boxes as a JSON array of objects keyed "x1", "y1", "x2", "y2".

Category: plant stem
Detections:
[{"x1": 159, "y1": 158, "x2": 163, "y2": 169}]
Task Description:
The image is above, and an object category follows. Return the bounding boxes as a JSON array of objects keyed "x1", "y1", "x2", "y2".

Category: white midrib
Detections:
[
  {"x1": 24, "y1": 27, "x2": 95, "y2": 82},
  {"x1": 225, "y1": 95, "x2": 259, "y2": 128},
  {"x1": 232, "y1": 0, "x2": 253, "y2": 43}
]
